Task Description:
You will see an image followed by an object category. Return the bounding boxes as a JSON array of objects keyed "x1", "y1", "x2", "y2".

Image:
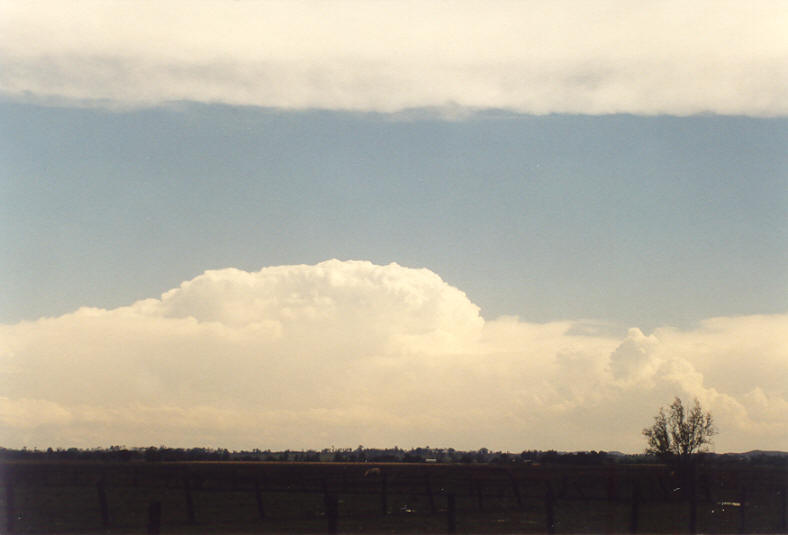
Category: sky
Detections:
[{"x1": 1, "y1": 1, "x2": 786, "y2": 453}]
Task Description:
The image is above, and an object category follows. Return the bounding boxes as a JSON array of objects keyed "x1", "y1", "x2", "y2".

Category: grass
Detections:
[{"x1": 1, "y1": 461, "x2": 785, "y2": 533}]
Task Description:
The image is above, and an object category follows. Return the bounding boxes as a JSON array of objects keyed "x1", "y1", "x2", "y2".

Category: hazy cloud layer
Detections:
[
  {"x1": 1, "y1": 260, "x2": 786, "y2": 451},
  {"x1": 1, "y1": 1, "x2": 786, "y2": 115}
]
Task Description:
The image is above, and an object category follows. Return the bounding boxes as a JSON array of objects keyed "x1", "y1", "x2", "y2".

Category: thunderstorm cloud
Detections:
[
  {"x1": 1, "y1": 1, "x2": 787, "y2": 115},
  {"x1": 1, "y1": 260, "x2": 786, "y2": 451}
]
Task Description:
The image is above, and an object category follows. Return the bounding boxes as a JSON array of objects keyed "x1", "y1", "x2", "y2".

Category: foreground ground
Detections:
[{"x1": 1, "y1": 460, "x2": 785, "y2": 533}]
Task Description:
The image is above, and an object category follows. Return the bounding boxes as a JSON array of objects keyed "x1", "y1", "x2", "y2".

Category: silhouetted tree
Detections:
[{"x1": 643, "y1": 397, "x2": 716, "y2": 460}]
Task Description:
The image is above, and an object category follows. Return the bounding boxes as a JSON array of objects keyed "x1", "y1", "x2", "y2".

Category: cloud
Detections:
[
  {"x1": 1, "y1": 259, "x2": 786, "y2": 451},
  {"x1": 1, "y1": 1, "x2": 786, "y2": 115}
]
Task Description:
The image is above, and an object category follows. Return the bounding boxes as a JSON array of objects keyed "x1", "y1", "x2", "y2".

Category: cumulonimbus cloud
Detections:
[
  {"x1": 1, "y1": 1, "x2": 786, "y2": 116},
  {"x1": 1, "y1": 260, "x2": 786, "y2": 451}
]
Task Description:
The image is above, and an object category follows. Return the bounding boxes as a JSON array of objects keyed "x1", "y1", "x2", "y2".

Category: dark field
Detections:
[{"x1": 1, "y1": 461, "x2": 785, "y2": 534}]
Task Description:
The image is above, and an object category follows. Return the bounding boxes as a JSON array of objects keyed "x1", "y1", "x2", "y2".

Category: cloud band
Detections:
[
  {"x1": 1, "y1": 1, "x2": 786, "y2": 115},
  {"x1": 1, "y1": 260, "x2": 786, "y2": 451}
]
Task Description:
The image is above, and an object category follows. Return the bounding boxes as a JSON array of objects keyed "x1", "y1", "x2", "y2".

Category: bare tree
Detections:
[{"x1": 643, "y1": 397, "x2": 717, "y2": 460}]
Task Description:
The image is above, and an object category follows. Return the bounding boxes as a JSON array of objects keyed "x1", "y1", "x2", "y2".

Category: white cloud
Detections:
[
  {"x1": 1, "y1": 259, "x2": 786, "y2": 451},
  {"x1": 1, "y1": 1, "x2": 786, "y2": 115}
]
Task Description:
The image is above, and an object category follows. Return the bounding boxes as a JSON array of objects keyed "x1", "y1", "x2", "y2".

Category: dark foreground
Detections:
[{"x1": 1, "y1": 461, "x2": 785, "y2": 534}]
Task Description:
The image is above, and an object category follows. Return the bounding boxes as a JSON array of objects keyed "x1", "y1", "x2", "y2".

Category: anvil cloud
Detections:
[{"x1": 1, "y1": 1, "x2": 787, "y2": 115}]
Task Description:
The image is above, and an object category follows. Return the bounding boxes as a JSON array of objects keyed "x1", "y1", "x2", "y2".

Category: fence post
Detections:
[
  {"x1": 509, "y1": 472, "x2": 524, "y2": 511},
  {"x1": 254, "y1": 477, "x2": 266, "y2": 520},
  {"x1": 559, "y1": 475, "x2": 568, "y2": 499},
  {"x1": 574, "y1": 479, "x2": 587, "y2": 500},
  {"x1": 606, "y1": 467, "x2": 618, "y2": 534},
  {"x1": 658, "y1": 476, "x2": 669, "y2": 502},
  {"x1": 544, "y1": 481, "x2": 556, "y2": 535},
  {"x1": 700, "y1": 471, "x2": 711, "y2": 503},
  {"x1": 341, "y1": 467, "x2": 349, "y2": 493},
  {"x1": 447, "y1": 492, "x2": 456, "y2": 534},
  {"x1": 380, "y1": 472, "x2": 388, "y2": 515},
  {"x1": 147, "y1": 500, "x2": 162, "y2": 535},
  {"x1": 183, "y1": 474, "x2": 195, "y2": 524},
  {"x1": 425, "y1": 473, "x2": 436, "y2": 514},
  {"x1": 96, "y1": 474, "x2": 110, "y2": 528},
  {"x1": 325, "y1": 494, "x2": 338, "y2": 534},
  {"x1": 688, "y1": 464, "x2": 697, "y2": 535},
  {"x1": 607, "y1": 469, "x2": 618, "y2": 502},
  {"x1": 629, "y1": 479, "x2": 639, "y2": 534},
  {"x1": 5, "y1": 474, "x2": 14, "y2": 534}
]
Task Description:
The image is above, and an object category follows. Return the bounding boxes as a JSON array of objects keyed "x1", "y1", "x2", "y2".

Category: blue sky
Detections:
[
  {"x1": 3, "y1": 104, "x2": 785, "y2": 330},
  {"x1": 0, "y1": 1, "x2": 786, "y2": 452}
]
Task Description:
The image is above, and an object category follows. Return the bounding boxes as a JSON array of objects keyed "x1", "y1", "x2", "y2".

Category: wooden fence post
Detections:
[
  {"x1": 606, "y1": 467, "x2": 617, "y2": 534},
  {"x1": 574, "y1": 479, "x2": 587, "y2": 500},
  {"x1": 425, "y1": 473, "x2": 436, "y2": 514},
  {"x1": 657, "y1": 475, "x2": 670, "y2": 502},
  {"x1": 738, "y1": 486, "x2": 747, "y2": 534},
  {"x1": 559, "y1": 475, "x2": 568, "y2": 499},
  {"x1": 5, "y1": 475, "x2": 14, "y2": 534},
  {"x1": 629, "y1": 479, "x2": 639, "y2": 534},
  {"x1": 254, "y1": 477, "x2": 266, "y2": 520},
  {"x1": 700, "y1": 471, "x2": 711, "y2": 503},
  {"x1": 147, "y1": 500, "x2": 161, "y2": 535},
  {"x1": 96, "y1": 475, "x2": 110, "y2": 528},
  {"x1": 183, "y1": 474, "x2": 195, "y2": 524},
  {"x1": 544, "y1": 481, "x2": 556, "y2": 535},
  {"x1": 380, "y1": 473, "x2": 388, "y2": 515},
  {"x1": 509, "y1": 473, "x2": 524, "y2": 511},
  {"x1": 689, "y1": 466, "x2": 697, "y2": 535},
  {"x1": 325, "y1": 494, "x2": 338, "y2": 534},
  {"x1": 447, "y1": 492, "x2": 456, "y2": 534},
  {"x1": 341, "y1": 467, "x2": 349, "y2": 493},
  {"x1": 607, "y1": 470, "x2": 618, "y2": 502}
]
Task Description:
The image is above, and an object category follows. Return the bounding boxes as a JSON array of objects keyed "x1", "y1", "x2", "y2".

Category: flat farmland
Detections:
[{"x1": 1, "y1": 461, "x2": 785, "y2": 533}]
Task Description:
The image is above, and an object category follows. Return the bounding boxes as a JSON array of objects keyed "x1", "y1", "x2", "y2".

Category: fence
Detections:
[{"x1": 1, "y1": 461, "x2": 785, "y2": 533}]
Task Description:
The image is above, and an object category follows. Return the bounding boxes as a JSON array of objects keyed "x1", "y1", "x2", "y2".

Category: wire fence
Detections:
[{"x1": 1, "y1": 461, "x2": 785, "y2": 533}]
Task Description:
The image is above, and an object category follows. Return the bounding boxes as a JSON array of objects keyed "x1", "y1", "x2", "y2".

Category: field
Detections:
[{"x1": 1, "y1": 460, "x2": 785, "y2": 534}]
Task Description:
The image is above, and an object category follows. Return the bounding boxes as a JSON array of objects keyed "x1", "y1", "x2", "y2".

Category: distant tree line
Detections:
[{"x1": 1, "y1": 445, "x2": 784, "y2": 466}]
